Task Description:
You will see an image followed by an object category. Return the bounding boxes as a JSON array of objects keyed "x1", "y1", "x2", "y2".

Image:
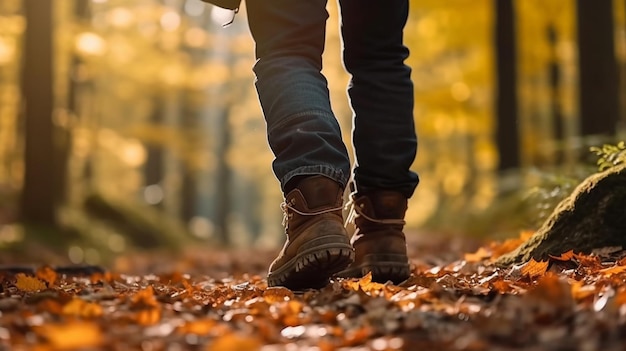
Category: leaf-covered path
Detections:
[{"x1": 2, "y1": 233, "x2": 626, "y2": 351}]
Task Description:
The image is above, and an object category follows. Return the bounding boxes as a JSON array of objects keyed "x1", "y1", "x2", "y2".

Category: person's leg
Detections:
[
  {"x1": 339, "y1": 0, "x2": 418, "y2": 197},
  {"x1": 246, "y1": 0, "x2": 351, "y2": 191},
  {"x1": 338, "y1": 0, "x2": 417, "y2": 284},
  {"x1": 246, "y1": 0, "x2": 353, "y2": 290}
]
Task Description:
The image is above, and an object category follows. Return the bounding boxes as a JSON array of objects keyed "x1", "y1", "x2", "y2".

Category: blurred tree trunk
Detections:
[
  {"x1": 576, "y1": 0, "x2": 618, "y2": 137},
  {"x1": 20, "y1": 0, "x2": 65, "y2": 226},
  {"x1": 547, "y1": 25, "x2": 564, "y2": 164},
  {"x1": 494, "y1": 0, "x2": 520, "y2": 171},
  {"x1": 214, "y1": 106, "x2": 232, "y2": 245},
  {"x1": 144, "y1": 96, "x2": 164, "y2": 207}
]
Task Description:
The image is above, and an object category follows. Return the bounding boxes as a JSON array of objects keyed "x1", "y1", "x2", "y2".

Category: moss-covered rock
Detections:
[{"x1": 496, "y1": 165, "x2": 626, "y2": 266}]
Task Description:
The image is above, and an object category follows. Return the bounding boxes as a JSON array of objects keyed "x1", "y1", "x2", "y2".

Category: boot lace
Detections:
[
  {"x1": 280, "y1": 199, "x2": 344, "y2": 227},
  {"x1": 344, "y1": 193, "x2": 406, "y2": 227}
]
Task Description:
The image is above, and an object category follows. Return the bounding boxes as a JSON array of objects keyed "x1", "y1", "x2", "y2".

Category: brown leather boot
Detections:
[
  {"x1": 267, "y1": 175, "x2": 354, "y2": 290},
  {"x1": 340, "y1": 190, "x2": 411, "y2": 284}
]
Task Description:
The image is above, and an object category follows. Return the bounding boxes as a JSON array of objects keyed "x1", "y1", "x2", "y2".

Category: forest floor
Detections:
[{"x1": 1, "y1": 231, "x2": 626, "y2": 351}]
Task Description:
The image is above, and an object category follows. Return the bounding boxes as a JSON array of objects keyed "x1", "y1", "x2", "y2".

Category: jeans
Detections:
[{"x1": 246, "y1": 0, "x2": 419, "y2": 198}]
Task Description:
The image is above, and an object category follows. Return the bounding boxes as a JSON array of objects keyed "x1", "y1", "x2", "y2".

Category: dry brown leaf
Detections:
[
  {"x1": 573, "y1": 253, "x2": 601, "y2": 268},
  {"x1": 489, "y1": 239, "x2": 523, "y2": 260},
  {"x1": 464, "y1": 247, "x2": 492, "y2": 263},
  {"x1": 206, "y1": 332, "x2": 262, "y2": 351},
  {"x1": 549, "y1": 250, "x2": 575, "y2": 262},
  {"x1": 131, "y1": 285, "x2": 158, "y2": 307},
  {"x1": 15, "y1": 273, "x2": 47, "y2": 292},
  {"x1": 599, "y1": 265, "x2": 626, "y2": 277},
  {"x1": 491, "y1": 280, "x2": 512, "y2": 293},
  {"x1": 345, "y1": 272, "x2": 387, "y2": 294},
  {"x1": 62, "y1": 298, "x2": 103, "y2": 318},
  {"x1": 615, "y1": 288, "x2": 626, "y2": 306},
  {"x1": 178, "y1": 319, "x2": 222, "y2": 335},
  {"x1": 570, "y1": 280, "x2": 597, "y2": 301},
  {"x1": 35, "y1": 266, "x2": 57, "y2": 286},
  {"x1": 35, "y1": 322, "x2": 103, "y2": 350},
  {"x1": 343, "y1": 326, "x2": 374, "y2": 347},
  {"x1": 520, "y1": 259, "x2": 549, "y2": 278},
  {"x1": 263, "y1": 286, "x2": 294, "y2": 303},
  {"x1": 135, "y1": 307, "x2": 161, "y2": 326},
  {"x1": 528, "y1": 273, "x2": 572, "y2": 307}
]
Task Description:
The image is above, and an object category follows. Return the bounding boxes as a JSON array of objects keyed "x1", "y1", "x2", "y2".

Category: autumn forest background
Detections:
[{"x1": 1, "y1": 0, "x2": 626, "y2": 266}]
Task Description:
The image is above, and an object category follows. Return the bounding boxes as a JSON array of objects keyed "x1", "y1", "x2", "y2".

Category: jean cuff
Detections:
[{"x1": 281, "y1": 165, "x2": 348, "y2": 192}]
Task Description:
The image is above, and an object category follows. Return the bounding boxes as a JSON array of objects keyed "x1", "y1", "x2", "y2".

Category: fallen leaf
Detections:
[
  {"x1": 131, "y1": 285, "x2": 158, "y2": 308},
  {"x1": 263, "y1": 287, "x2": 294, "y2": 303},
  {"x1": 570, "y1": 280, "x2": 597, "y2": 301},
  {"x1": 35, "y1": 322, "x2": 103, "y2": 350},
  {"x1": 490, "y1": 238, "x2": 525, "y2": 260},
  {"x1": 15, "y1": 273, "x2": 47, "y2": 292},
  {"x1": 491, "y1": 280, "x2": 512, "y2": 293},
  {"x1": 599, "y1": 265, "x2": 626, "y2": 277},
  {"x1": 178, "y1": 319, "x2": 222, "y2": 335},
  {"x1": 615, "y1": 288, "x2": 626, "y2": 306},
  {"x1": 520, "y1": 259, "x2": 549, "y2": 278},
  {"x1": 206, "y1": 332, "x2": 262, "y2": 351},
  {"x1": 35, "y1": 266, "x2": 57, "y2": 286},
  {"x1": 464, "y1": 247, "x2": 492, "y2": 263},
  {"x1": 528, "y1": 273, "x2": 573, "y2": 308},
  {"x1": 62, "y1": 298, "x2": 103, "y2": 318},
  {"x1": 549, "y1": 250, "x2": 575, "y2": 262},
  {"x1": 519, "y1": 230, "x2": 535, "y2": 241},
  {"x1": 135, "y1": 307, "x2": 161, "y2": 326}
]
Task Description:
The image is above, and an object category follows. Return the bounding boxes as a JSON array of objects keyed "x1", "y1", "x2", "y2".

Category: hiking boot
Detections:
[
  {"x1": 267, "y1": 175, "x2": 354, "y2": 290},
  {"x1": 340, "y1": 190, "x2": 411, "y2": 284}
]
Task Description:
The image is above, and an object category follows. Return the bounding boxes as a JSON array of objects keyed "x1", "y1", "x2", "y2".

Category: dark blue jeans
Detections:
[{"x1": 246, "y1": 0, "x2": 419, "y2": 198}]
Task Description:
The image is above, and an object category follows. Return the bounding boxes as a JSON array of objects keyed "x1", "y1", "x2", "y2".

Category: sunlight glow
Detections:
[
  {"x1": 144, "y1": 185, "x2": 164, "y2": 205},
  {"x1": 0, "y1": 38, "x2": 15, "y2": 65},
  {"x1": 75, "y1": 32, "x2": 107, "y2": 57},
  {"x1": 160, "y1": 10, "x2": 181, "y2": 32},
  {"x1": 184, "y1": 0, "x2": 206, "y2": 17},
  {"x1": 108, "y1": 7, "x2": 135, "y2": 28}
]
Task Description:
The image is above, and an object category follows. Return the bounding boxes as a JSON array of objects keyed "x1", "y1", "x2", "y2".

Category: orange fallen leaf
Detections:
[
  {"x1": 570, "y1": 280, "x2": 597, "y2": 301},
  {"x1": 15, "y1": 273, "x2": 47, "y2": 292},
  {"x1": 178, "y1": 319, "x2": 221, "y2": 335},
  {"x1": 519, "y1": 230, "x2": 535, "y2": 241},
  {"x1": 345, "y1": 272, "x2": 386, "y2": 294},
  {"x1": 520, "y1": 258, "x2": 549, "y2": 278},
  {"x1": 549, "y1": 250, "x2": 575, "y2": 262},
  {"x1": 206, "y1": 332, "x2": 262, "y2": 351},
  {"x1": 490, "y1": 241, "x2": 520, "y2": 260},
  {"x1": 131, "y1": 285, "x2": 158, "y2": 308},
  {"x1": 36, "y1": 266, "x2": 57, "y2": 286},
  {"x1": 263, "y1": 287, "x2": 294, "y2": 303},
  {"x1": 599, "y1": 265, "x2": 626, "y2": 277},
  {"x1": 464, "y1": 247, "x2": 492, "y2": 263},
  {"x1": 35, "y1": 321, "x2": 103, "y2": 350},
  {"x1": 135, "y1": 307, "x2": 161, "y2": 326},
  {"x1": 62, "y1": 298, "x2": 103, "y2": 318},
  {"x1": 492, "y1": 280, "x2": 512, "y2": 293},
  {"x1": 343, "y1": 326, "x2": 374, "y2": 347},
  {"x1": 615, "y1": 288, "x2": 626, "y2": 306},
  {"x1": 572, "y1": 253, "x2": 601, "y2": 268},
  {"x1": 528, "y1": 273, "x2": 572, "y2": 307}
]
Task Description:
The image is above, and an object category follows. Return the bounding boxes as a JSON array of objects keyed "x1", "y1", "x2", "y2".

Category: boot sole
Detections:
[
  {"x1": 338, "y1": 254, "x2": 411, "y2": 285},
  {"x1": 267, "y1": 238, "x2": 354, "y2": 290}
]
